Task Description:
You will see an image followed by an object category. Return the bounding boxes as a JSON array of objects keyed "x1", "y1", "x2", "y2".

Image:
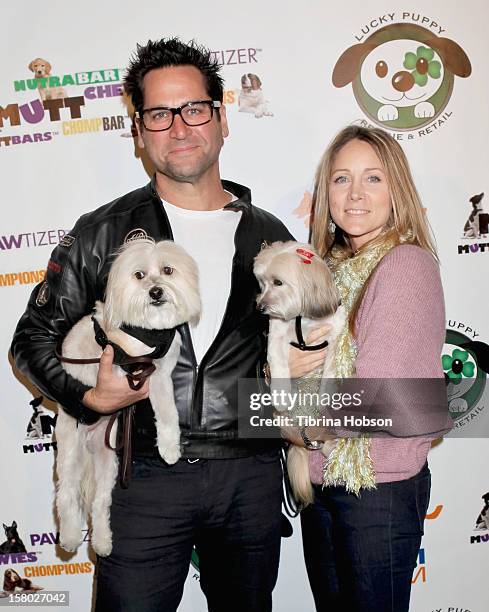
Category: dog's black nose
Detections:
[
  {"x1": 257, "y1": 303, "x2": 266, "y2": 313},
  {"x1": 149, "y1": 286, "x2": 164, "y2": 301}
]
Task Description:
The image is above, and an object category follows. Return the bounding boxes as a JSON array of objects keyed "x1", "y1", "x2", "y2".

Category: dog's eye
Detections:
[
  {"x1": 163, "y1": 266, "x2": 173, "y2": 275},
  {"x1": 273, "y1": 279, "x2": 283, "y2": 286},
  {"x1": 134, "y1": 271, "x2": 145, "y2": 280},
  {"x1": 375, "y1": 61, "x2": 388, "y2": 78}
]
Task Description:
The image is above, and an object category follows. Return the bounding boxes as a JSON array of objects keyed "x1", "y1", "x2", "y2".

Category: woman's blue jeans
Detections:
[{"x1": 300, "y1": 462, "x2": 430, "y2": 612}]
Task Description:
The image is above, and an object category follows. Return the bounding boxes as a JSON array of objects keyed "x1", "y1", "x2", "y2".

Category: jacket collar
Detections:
[{"x1": 147, "y1": 175, "x2": 251, "y2": 211}]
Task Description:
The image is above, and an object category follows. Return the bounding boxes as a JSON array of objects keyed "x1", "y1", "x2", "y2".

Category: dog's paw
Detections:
[
  {"x1": 59, "y1": 532, "x2": 81, "y2": 553},
  {"x1": 92, "y1": 536, "x2": 112, "y2": 557},
  {"x1": 161, "y1": 445, "x2": 181, "y2": 465},
  {"x1": 377, "y1": 104, "x2": 398, "y2": 121},
  {"x1": 414, "y1": 101, "x2": 435, "y2": 118}
]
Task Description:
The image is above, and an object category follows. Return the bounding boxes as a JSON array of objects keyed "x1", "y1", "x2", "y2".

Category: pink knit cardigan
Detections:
[{"x1": 310, "y1": 244, "x2": 447, "y2": 484}]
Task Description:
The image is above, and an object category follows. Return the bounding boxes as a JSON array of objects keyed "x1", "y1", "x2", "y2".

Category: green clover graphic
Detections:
[
  {"x1": 442, "y1": 349, "x2": 475, "y2": 384},
  {"x1": 403, "y1": 46, "x2": 441, "y2": 86}
]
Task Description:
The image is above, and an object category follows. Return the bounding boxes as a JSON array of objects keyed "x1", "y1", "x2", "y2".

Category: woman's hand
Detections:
[
  {"x1": 288, "y1": 324, "x2": 331, "y2": 378},
  {"x1": 277, "y1": 416, "x2": 305, "y2": 447},
  {"x1": 276, "y1": 412, "x2": 329, "y2": 448}
]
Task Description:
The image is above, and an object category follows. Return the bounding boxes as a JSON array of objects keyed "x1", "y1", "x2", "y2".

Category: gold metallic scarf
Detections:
[{"x1": 321, "y1": 235, "x2": 400, "y2": 494}]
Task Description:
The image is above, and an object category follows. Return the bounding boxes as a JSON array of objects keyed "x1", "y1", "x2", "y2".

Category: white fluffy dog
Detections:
[
  {"x1": 55, "y1": 239, "x2": 200, "y2": 556},
  {"x1": 254, "y1": 241, "x2": 346, "y2": 505}
]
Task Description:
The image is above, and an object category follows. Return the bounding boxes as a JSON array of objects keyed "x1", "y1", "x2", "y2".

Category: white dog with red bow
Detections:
[{"x1": 254, "y1": 241, "x2": 346, "y2": 505}]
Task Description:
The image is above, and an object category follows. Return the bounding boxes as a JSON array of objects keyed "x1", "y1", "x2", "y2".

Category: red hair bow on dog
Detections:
[{"x1": 296, "y1": 248, "x2": 315, "y2": 264}]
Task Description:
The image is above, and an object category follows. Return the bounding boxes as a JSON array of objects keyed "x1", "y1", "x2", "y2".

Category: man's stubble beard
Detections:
[{"x1": 156, "y1": 148, "x2": 221, "y2": 184}]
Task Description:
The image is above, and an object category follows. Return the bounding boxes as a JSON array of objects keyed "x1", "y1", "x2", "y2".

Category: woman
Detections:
[{"x1": 289, "y1": 125, "x2": 451, "y2": 612}]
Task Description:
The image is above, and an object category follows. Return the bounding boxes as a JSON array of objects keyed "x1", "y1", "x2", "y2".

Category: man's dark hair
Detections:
[{"x1": 124, "y1": 37, "x2": 224, "y2": 113}]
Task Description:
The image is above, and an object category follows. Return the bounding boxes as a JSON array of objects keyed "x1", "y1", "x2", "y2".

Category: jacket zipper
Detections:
[{"x1": 151, "y1": 182, "x2": 251, "y2": 434}]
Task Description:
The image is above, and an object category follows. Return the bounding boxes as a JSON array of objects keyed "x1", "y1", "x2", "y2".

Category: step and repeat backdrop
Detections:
[{"x1": 1, "y1": 1, "x2": 488, "y2": 610}]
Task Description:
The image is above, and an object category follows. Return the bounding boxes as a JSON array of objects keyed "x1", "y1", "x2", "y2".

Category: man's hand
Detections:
[
  {"x1": 82, "y1": 345, "x2": 150, "y2": 414},
  {"x1": 288, "y1": 324, "x2": 330, "y2": 378}
]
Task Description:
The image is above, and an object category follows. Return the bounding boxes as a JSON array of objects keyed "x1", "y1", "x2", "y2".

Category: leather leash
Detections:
[
  {"x1": 55, "y1": 342, "x2": 156, "y2": 488},
  {"x1": 104, "y1": 406, "x2": 135, "y2": 489}
]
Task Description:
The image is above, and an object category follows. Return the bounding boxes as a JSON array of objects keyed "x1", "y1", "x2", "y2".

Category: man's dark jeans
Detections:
[
  {"x1": 95, "y1": 452, "x2": 282, "y2": 612},
  {"x1": 300, "y1": 463, "x2": 430, "y2": 612}
]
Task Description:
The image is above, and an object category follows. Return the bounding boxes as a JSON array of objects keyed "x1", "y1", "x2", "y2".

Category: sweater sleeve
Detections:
[
  {"x1": 354, "y1": 245, "x2": 445, "y2": 379},
  {"x1": 310, "y1": 245, "x2": 450, "y2": 484}
]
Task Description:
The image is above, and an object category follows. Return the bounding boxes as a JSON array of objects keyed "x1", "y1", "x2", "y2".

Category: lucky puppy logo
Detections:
[
  {"x1": 333, "y1": 23, "x2": 471, "y2": 131},
  {"x1": 442, "y1": 328, "x2": 489, "y2": 427}
]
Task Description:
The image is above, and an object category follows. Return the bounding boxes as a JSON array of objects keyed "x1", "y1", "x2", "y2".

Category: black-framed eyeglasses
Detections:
[{"x1": 136, "y1": 100, "x2": 222, "y2": 132}]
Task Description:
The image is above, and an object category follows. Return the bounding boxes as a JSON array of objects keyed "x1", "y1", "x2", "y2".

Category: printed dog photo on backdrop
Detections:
[
  {"x1": 463, "y1": 193, "x2": 487, "y2": 239},
  {"x1": 238, "y1": 73, "x2": 273, "y2": 118},
  {"x1": 332, "y1": 23, "x2": 471, "y2": 130},
  {"x1": 1, "y1": 569, "x2": 43, "y2": 595},
  {"x1": 254, "y1": 241, "x2": 347, "y2": 504},
  {"x1": 25, "y1": 396, "x2": 56, "y2": 439},
  {"x1": 0, "y1": 522, "x2": 27, "y2": 554},
  {"x1": 475, "y1": 492, "x2": 489, "y2": 530},
  {"x1": 28, "y1": 57, "x2": 66, "y2": 101},
  {"x1": 55, "y1": 239, "x2": 201, "y2": 556}
]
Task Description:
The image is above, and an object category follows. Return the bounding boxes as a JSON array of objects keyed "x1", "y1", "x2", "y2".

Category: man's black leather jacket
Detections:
[{"x1": 11, "y1": 178, "x2": 293, "y2": 459}]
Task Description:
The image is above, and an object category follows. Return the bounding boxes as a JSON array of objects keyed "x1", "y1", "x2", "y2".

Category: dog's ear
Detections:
[
  {"x1": 45, "y1": 60, "x2": 52, "y2": 73},
  {"x1": 251, "y1": 74, "x2": 262, "y2": 87},
  {"x1": 460, "y1": 340, "x2": 489, "y2": 373},
  {"x1": 28, "y1": 59, "x2": 37, "y2": 72},
  {"x1": 431, "y1": 37, "x2": 471, "y2": 77},
  {"x1": 295, "y1": 250, "x2": 340, "y2": 319},
  {"x1": 12, "y1": 521, "x2": 17, "y2": 528},
  {"x1": 332, "y1": 43, "x2": 373, "y2": 87}
]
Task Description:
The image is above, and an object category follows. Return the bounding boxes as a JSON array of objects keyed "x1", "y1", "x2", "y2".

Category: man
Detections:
[{"x1": 11, "y1": 38, "x2": 293, "y2": 612}]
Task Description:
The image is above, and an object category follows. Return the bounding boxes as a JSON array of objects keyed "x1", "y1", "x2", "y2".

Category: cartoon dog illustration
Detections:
[
  {"x1": 444, "y1": 335, "x2": 489, "y2": 417},
  {"x1": 333, "y1": 24, "x2": 471, "y2": 127},
  {"x1": 28, "y1": 58, "x2": 66, "y2": 101},
  {"x1": 238, "y1": 73, "x2": 273, "y2": 118},
  {"x1": 464, "y1": 193, "x2": 487, "y2": 238}
]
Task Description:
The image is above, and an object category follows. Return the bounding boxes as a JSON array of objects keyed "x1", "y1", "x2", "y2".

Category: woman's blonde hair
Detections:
[
  {"x1": 310, "y1": 124, "x2": 437, "y2": 260},
  {"x1": 309, "y1": 125, "x2": 438, "y2": 334}
]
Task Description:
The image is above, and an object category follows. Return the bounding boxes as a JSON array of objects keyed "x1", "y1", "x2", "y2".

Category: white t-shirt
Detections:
[{"x1": 162, "y1": 197, "x2": 241, "y2": 364}]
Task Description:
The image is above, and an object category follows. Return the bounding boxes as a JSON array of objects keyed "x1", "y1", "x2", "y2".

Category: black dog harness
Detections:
[
  {"x1": 91, "y1": 317, "x2": 176, "y2": 388},
  {"x1": 289, "y1": 316, "x2": 330, "y2": 351},
  {"x1": 56, "y1": 317, "x2": 176, "y2": 488}
]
